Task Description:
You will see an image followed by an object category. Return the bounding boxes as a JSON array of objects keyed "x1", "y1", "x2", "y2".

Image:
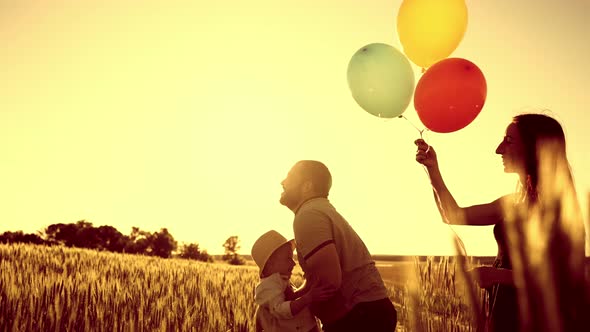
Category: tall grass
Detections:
[
  {"x1": 389, "y1": 256, "x2": 484, "y2": 332},
  {"x1": 0, "y1": 244, "x2": 259, "y2": 332},
  {"x1": 1, "y1": 244, "x2": 480, "y2": 332}
]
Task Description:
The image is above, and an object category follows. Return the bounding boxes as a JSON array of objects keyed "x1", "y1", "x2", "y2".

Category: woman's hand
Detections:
[
  {"x1": 469, "y1": 266, "x2": 497, "y2": 288},
  {"x1": 469, "y1": 266, "x2": 512, "y2": 288},
  {"x1": 415, "y1": 139, "x2": 438, "y2": 169}
]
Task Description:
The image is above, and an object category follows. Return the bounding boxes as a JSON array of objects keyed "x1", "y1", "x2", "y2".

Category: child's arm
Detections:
[{"x1": 257, "y1": 282, "x2": 296, "y2": 320}]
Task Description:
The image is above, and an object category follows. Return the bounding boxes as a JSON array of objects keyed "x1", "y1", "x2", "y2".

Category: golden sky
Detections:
[{"x1": 1, "y1": 0, "x2": 589, "y2": 255}]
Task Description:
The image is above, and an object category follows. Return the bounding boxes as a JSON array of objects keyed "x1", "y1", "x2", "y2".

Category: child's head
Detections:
[{"x1": 251, "y1": 230, "x2": 296, "y2": 278}]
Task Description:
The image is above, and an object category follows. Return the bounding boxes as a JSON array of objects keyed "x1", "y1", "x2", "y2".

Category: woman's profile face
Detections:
[{"x1": 496, "y1": 123, "x2": 525, "y2": 174}]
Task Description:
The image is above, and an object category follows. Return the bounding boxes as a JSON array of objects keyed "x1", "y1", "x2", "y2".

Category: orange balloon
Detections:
[{"x1": 414, "y1": 58, "x2": 486, "y2": 133}]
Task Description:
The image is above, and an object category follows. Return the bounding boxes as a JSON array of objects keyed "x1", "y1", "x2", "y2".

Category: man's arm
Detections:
[
  {"x1": 289, "y1": 292, "x2": 313, "y2": 316},
  {"x1": 290, "y1": 274, "x2": 337, "y2": 315},
  {"x1": 293, "y1": 208, "x2": 342, "y2": 315},
  {"x1": 302, "y1": 243, "x2": 342, "y2": 291},
  {"x1": 292, "y1": 278, "x2": 309, "y2": 298}
]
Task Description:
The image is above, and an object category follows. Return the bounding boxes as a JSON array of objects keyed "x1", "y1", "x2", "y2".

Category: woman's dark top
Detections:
[
  {"x1": 489, "y1": 207, "x2": 587, "y2": 332},
  {"x1": 487, "y1": 222, "x2": 519, "y2": 332}
]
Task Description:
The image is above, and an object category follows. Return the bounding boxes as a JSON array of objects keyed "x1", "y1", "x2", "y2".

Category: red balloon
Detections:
[{"x1": 414, "y1": 58, "x2": 487, "y2": 133}]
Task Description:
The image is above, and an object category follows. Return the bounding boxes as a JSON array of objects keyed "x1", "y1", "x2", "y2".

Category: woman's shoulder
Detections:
[
  {"x1": 496, "y1": 193, "x2": 519, "y2": 205},
  {"x1": 493, "y1": 193, "x2": 526, "y2": 214}
]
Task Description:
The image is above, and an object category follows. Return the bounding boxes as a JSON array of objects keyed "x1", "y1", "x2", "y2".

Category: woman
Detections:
[{"x1": 415, "y1": 113, "x2": 587, "y2": 332}]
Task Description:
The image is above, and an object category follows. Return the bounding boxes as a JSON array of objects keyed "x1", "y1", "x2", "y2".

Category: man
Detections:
[{"x1": 279, "y1": 160, "x2": 397, "y2": 331}]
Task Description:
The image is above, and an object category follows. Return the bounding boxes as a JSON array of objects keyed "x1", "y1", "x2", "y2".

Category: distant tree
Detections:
[
  {"x1": 151, "y1": 228, "x2": 177, "y2": 258},
  {"x1": 228, "y1": 255, "x2": 245, "y2": 265},
  {"x1": 124, "y1": 227, "x2": 152, "y2": 255},
  {"x1": 22, "y1": 232, "x2": 45, "y2": 245},
  {"x1": 222, "y1": 235, "x2": 240, "y2": 260},
  {"x1": 45, "y1": 220, "x2": 118, "y2": 250},
  {"x1": 179, "y1": 243, "x2": 213, "y2": 262},
  {"x1": 77, "y1": 224, "x2": 101, "y2": 249},
  {"x1": 128, "y1": 226, "x2": 143, "y2": 242},
  {"x1": 121, "y1": 227, "x2": 177, "y2": 258},
  {"x1": 0, "y1": 231, "x2": 45, "y2": 245},
  {"x1": 45, "y1": 222, "x2": 80, "y2": 247},
  {"x1": 38, "y1": 221, "x2": 185, "y2": 260},
  {"x1": 95, "y1": 225, "x2": 126, "y2": 252},
  {"x1": 199, "y1": 249, "x2": 213, "y2": 263},
  {"x1": 179, "y1": 243, "x2": 201, "y2": 259},
  {"x1": 222, "y1": 235, "x2": 245, "y2": 265}
]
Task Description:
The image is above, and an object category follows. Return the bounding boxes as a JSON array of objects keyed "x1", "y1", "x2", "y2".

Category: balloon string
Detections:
[
  {"x1": 398, "y1": 114, "x2": 428, "y2": 140},
  {"x1": 398, "y1": 114, "x2": 469, "y2": 258}
]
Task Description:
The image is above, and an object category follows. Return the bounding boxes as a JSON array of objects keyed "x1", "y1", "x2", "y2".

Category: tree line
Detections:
[{"x1": 0, "y1": 220, "x2": 246, "y2": 264}]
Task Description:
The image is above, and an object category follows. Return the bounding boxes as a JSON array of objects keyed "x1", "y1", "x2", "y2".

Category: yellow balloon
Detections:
[{"x1": 397, "y1": 0, "x2": 468, "y2": 69}]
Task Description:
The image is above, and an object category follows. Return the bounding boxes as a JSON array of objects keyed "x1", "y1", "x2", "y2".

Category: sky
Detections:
[{"x1": 1, "y1": 0, "x2": 589, "y2": 256}]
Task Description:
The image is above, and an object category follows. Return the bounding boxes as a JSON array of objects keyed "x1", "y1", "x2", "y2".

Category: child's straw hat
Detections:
[{"x1": 251, "y1": 230, "x2": 294, "y2": 271}]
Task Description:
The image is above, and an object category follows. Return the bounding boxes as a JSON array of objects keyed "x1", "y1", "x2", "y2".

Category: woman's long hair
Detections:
[
  {"x1": 505, "y1": 113, "x2": 587, "y2": 331},
  {"x1": 513, "y1": 113, "x2": 571, "y2": 203}
]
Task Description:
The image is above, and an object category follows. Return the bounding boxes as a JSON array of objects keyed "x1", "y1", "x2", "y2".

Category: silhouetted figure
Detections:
[
  {"x1": 415, "y1": 113, "x2": 587, "y2": 331},
  {"x1": 279, "y1": 160, "x2": 397, "y2": 331},
  {"x1": 252, "y1": 230, "x2": 327, "y2": 332}
]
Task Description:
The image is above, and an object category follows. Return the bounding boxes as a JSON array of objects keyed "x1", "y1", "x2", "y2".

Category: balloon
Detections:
[
  {"x1": 397, "y1": 0, "x2": 468, "y2": 69},
  {"x1": 414, "y1": 58, "x2": 486, "y2": 133},
  {"x1": 347, "y1": 43, "x2": 415, "y2": 118}
]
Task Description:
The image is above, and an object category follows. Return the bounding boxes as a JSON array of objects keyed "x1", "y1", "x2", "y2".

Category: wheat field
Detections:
[{"x1": 0, "y1": 244, "x2": 479, "y2": 332}]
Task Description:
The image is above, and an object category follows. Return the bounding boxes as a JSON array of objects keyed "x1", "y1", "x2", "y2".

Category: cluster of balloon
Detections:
[{"x1": 347, "y1": 0, "x2": 487, "y2": 133}]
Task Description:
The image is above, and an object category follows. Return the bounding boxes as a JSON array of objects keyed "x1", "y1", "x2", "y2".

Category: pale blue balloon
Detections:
[{"x1": 347, "y1": 43, "x2": 415, "y2": 118}]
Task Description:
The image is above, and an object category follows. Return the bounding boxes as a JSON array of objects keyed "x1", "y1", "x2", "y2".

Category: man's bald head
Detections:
[{"x1": 294, "y1": 160, "x2": 332, "y2": 197}]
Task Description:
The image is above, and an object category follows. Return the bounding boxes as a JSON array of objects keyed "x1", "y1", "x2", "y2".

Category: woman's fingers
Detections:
[
  {"x1": 414, "y1": 139, "x2": 430, "y2": 152},
  {"x1": 416, "y1": 150, "x2": 429, "y2": 159},
  {"x1": 414, "y1": 138, "x2": 436, "y2": 167}
]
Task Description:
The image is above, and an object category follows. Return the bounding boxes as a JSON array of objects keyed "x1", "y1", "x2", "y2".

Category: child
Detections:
[{"x1": 251, "y1": 230, "x2": 327, "y2": 332}]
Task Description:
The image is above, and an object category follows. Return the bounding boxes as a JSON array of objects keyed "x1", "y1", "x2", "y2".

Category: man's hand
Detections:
[
  {"x1": 307, "y1": 276, "x2": 337, "y2": 302},
  {"x1": 290, "y1": 276, "x2": 336, "y2": 316}
]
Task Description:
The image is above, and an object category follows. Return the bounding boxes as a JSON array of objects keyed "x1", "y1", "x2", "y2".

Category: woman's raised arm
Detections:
[{"x1": 415, "y1": 139, "x2": 505, "y2": 226}]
